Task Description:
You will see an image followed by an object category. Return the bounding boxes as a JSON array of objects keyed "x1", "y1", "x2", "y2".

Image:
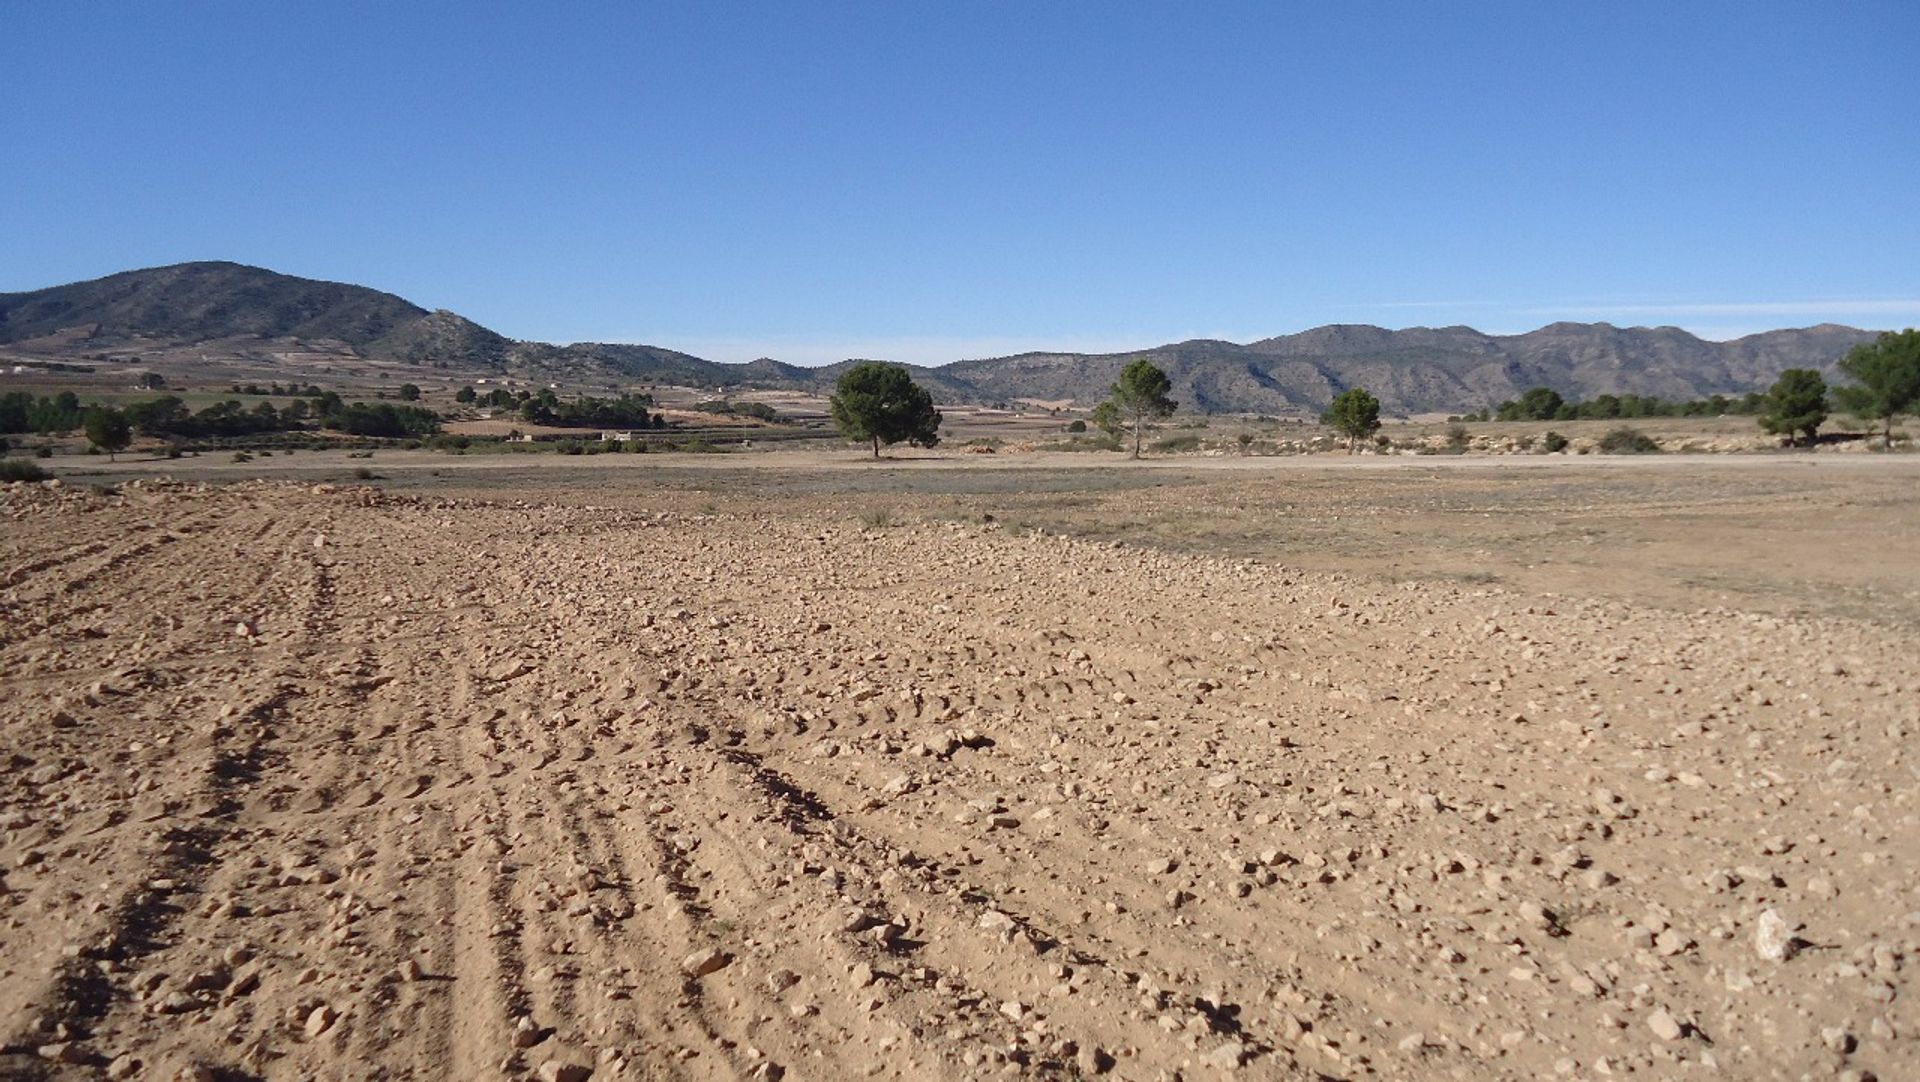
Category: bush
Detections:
[
  {"x1": 1149, "y1": 434, "x2": 1202, "y2": 453},
  {"x1": 1445, "y1": 424, "x2": 1471, "y2": 452},
  {"x1": 1066, "y1": 419, "x2": 1087, "y2": 433},
  {"x1": 557, "y1": 441, "x2": 585, "y2": 455},
  {"x1": 1542, "y1": 430, "x2": 1570, "y2": 453},
  {"x1": 1037, "y1": 435, "x2": 1122, "y2": 453},
  {"x1": 351, "y1": 466, "x2": 376, "y2": 480},
  {"x1": 35, "y1": 446, "x2": 52, "y2": 459},
  {"x1": 231, "y1": 451, "x2": 253, "y2": 463},
  {"x1": 0, "y1": 458, "x2": 50, "y2": 482},
  {"x1": 1598, "y1": 427, "x2": 1661, "y2": 454}
]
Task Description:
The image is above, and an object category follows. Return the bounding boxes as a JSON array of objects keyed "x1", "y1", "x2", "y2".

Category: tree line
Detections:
[{"x1": 1469, "y1": 330, "x2": 1919, "y2": 448}]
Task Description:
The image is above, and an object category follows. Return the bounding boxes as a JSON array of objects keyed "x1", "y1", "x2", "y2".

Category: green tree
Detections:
[
  {"x1": 1107, "y1": 360, "x2": 1176, "y2": 458},
  {"x1": 454, "y1": 386, "x2": 477, "y2": 404},
  {"x1": 1759, "y1": 368, "x2": 1828, "y2": 447},
  {"x1": 829, "y1": 362, "x2": 942, "y2": 458},
  {"x1": 1321, "y1": 388, "x2": 1382, "y2": 452},
  {"x1": 1089, "y1": 401, "x2": 1122, "y2": 436},
  {"x1": 1834, "y1": 329, "x2": 1920, "y2": 449},
  {"x1": 1517, "y1": 386, "x2": 1564, "y2": 421},
  {"x1": 398, "y1": 383, "x2": 422, "y2": 401},
  {"x1": 84, "y1": 406, "x2": 132, "y2": 461}
]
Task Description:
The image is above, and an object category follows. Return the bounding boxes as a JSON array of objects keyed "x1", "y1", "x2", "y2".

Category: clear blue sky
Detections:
[{"x1": 4, "y1": 2, "x2": 1915, "y2": 364}]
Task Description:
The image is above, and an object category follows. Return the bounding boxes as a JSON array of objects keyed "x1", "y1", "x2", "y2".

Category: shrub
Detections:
[
  {"x1": 1149, "y1": 434, "x2": 1202, "y2": 453},
  {"x1": 858, "y1": 507, "x2": 895, "y2": 529},
  {"x1": 231, "y1": 451, "x2": 253, "y2": 463},
  {"x1": 1445, "y1": 424, "x2": 1471, "y2": 452},
  {"x1": 557, "y1": 441, "x2": 585, "y2": 455},
  {"x1": 35, "y1": 446, "x2": 53, "y2": 459},
  {"x1": 1542, "y1": 430, "x2": 1570, "y2": 453},
  {"x1": 1037, "y1": 435, "x2": 1122, "y2": 452},
  {"x1": 352, "y1": 466, "x2": 376, "y2": 480},
  {"x1": 0, "y1": 458, "x2": 50, "y2": 482},
  {"x1": 1067, "y1": 419, "x2": 1087, "y2": 433},
  {"x1": 1598, "y1": 427, "x2": 1661, "y2": 454}
]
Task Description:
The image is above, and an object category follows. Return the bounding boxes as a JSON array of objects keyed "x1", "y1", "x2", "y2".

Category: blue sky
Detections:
[{"x1": 4, "y1": 2, "x2": 1915, "y2": 365}]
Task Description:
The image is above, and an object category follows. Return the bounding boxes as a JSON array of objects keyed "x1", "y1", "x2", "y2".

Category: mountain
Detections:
[
  {"x1": 0, "y1": 262, "x2": 1884, "y2": 413},
  {"x1": 934, "y1": 323, "x2": 1880, "y2": 414}
]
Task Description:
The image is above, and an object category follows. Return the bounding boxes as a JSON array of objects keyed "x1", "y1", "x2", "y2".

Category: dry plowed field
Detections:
[{"x1": 1, "y1": 478, "x2": 1914, "y2": 1081}]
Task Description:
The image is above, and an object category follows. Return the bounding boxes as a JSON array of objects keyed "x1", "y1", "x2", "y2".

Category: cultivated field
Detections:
[{"x1": 2, "y1": 454, "x2": 1916, "y2": 1081}]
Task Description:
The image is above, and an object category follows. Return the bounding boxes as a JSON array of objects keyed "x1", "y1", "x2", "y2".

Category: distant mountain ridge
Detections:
[{"x1": 0, "y1": 262, "x2": 1883, "y2": 414}]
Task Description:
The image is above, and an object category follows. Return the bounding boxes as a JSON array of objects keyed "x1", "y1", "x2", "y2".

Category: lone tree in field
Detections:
[
  {"x1": 1759, "y1": 368, "x2": 1828, "y2": 447},
  {"x1": 1322, "y1": 387, "x2": 1381, "y2": 452},
  {"x1": 830, "y1": 362, "x2": 942, "y2": 458},
  {"x1": 1834, "y1": 329, "x2": 1920, "y2": 449},
  {"x1": 1108, "y1": 359, "x2": 1176, "y2": 458},
  {"x1": 84, "y1": 406, "x2": 132, "y2": 461}
]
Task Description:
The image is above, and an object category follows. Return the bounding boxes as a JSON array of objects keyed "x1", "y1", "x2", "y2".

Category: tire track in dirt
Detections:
[{"x1": 6, "y1": 483, "x2": 1915, "y2": 1080}]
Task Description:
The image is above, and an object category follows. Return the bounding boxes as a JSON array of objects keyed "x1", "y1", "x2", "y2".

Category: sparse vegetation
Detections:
[
  {"x1": 691, "y1": 399, "x2": 779, "y2": 422},
  {"x1": 0, "y1": 458, "x2": 50, "y2": 483},
  {"x1": 1108, "y1": 360, "x2": 1177, "y2": 459},
  {"x1": 829, "y1": 362, "x2": 942, "y2": 458},
  {"x1": 1322, "y1": 388, "x2": 1382, "y2": 452},
  {"x1": 83, "y1": 407, "x2": 132, "y2": 461},
  {"x1": 1598, "y1": 426, "x2": 1661, "y2": 454},
  {"x1": 1759, "y1": 368, "x2": 1828, "y2": 447},
  {"x1": 1834, "y1": 329, "x2": 1920, "y2": 449}
]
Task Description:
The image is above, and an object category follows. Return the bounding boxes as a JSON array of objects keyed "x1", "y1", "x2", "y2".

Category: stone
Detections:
[
  {"x1": 681, "y1": 947, "x2": 729, "y2": 977},
  {"x1": 1076, "y1": 1044, "x2": 1113, "y2": 1073},
  {"x1": 1647, "y1": 1009, "x2": 1684, "y2": 1042},
  {"x1": 1200, "y1": 1041, "x2": 1248, "y2": 1069},
  {"x1": 304, "y1": 1003, "x2": 338, "y2": 1039},
  {"x1": 513, "y1": 1016, "x2": 544, "y2": 1048},
  {"x1": 537, "y1": 1062, "x2": 593, "y2": 1082},
  {"x1": 1755, "y1": 909, "x2": 1796, "y2": 962},
  {"x1": 37, "y1": 1042, "x2": 88, "y2": 1064}
]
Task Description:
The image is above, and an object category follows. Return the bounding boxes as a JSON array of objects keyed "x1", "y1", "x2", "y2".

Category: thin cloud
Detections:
[{"x1": 1524, "y1": 299, "x2": 1920, "y2": 318}]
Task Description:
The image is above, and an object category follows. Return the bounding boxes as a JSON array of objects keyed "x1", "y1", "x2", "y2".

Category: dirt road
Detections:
[{"x1": 1, "y1": 477, "x2": 1914, "y2": 1080}]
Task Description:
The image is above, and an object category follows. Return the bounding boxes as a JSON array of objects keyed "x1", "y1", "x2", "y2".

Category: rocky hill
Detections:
[
  {"x1": 0, "y1": 262, "x2": 1882, "y2": 413},
  {"x1": 944, "y1": 322, "x2": 1880, "y2": 414}
]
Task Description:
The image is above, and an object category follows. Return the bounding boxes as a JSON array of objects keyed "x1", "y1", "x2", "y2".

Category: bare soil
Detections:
[{"x1": 2, "y1": 455, "x2": 1915, "y2": 1080}]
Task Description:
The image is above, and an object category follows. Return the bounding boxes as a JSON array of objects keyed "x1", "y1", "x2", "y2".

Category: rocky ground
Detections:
[{"x1": 0, "y1": 474, "x2": 1914, "y2": 1081}]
